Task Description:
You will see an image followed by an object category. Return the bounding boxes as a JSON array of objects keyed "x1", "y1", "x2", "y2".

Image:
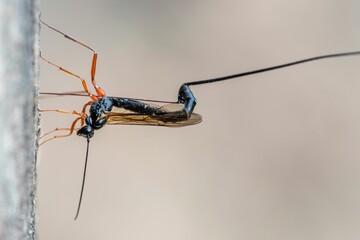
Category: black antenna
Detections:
[
  {"x1": 184, "y1": 51, "x2": 360, "y2": 86},
  {"x1": 74, "y1": 137, "x2": 90, "y2": 220}
]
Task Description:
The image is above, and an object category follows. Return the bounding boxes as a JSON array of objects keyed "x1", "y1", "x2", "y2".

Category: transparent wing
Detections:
[{"x1": 105, "y1": 103, "x2": 202, "y2": 127}]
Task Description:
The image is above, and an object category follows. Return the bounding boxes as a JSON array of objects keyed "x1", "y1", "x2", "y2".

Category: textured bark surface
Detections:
[{"x1": 0, "y1": 0, "x2": 39, "y2": 239}]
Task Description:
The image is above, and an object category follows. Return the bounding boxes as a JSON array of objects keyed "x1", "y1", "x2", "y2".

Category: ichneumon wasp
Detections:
[{"x1": 39, "y1": 20, "x2": 360, "y2": 220}]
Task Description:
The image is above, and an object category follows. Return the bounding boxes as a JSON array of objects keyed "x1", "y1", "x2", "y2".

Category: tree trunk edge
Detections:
[{"x1": 0, "y1": 0, "x2": 40, "y2": 239}]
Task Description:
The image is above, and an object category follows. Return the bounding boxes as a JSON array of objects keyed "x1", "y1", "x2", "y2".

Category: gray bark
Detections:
[{"x1": 0, "y1": 0, "x2": 40, "y2": 239}]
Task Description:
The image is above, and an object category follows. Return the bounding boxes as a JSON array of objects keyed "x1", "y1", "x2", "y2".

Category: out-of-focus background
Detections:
[{"x1": 39, "y1": 1, "x2": 360, "y2": 239}]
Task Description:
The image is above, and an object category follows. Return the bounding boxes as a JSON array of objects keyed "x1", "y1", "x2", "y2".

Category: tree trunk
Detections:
[{"x1": 0, "y1": 0, "x2": 40, "y2": 239}]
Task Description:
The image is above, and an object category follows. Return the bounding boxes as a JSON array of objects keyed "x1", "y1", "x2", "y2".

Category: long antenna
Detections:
[
  {"x1": 74, "y1": 137, "x2": 90, "y2": 220},
  {"x1": 184, "y1": 51, "x2": 360, "y2": 86}
]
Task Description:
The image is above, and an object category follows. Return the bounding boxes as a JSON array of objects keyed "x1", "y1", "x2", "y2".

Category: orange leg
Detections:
[
  {"x1": 39, "y1": 108, "x2": 86, "y2": 124},
  {"x1": 40, "y1": 53, "x2": 97, "y2": 100},
  {"x1": 39, "y1": 97, "x2": 97, "y2": 142},
  {"x1": 39, "y1": 108, "x2": 84, "y2": 116},
  {"x1": 39, "y1": 117, "x2": 83, "y2": 146},
  {"x1": 40, "y1": 20, "x2": 106, "y2": 98},
  {"x1": 40, "y1": 98, "x2": 95, "y2": 141},
  {"x1": 79, "y1": 101, "x2": 94, "y2": 125},
  {"x1": 39, "y1": 108, "x2": 87, "y2": 145},
  {"x1": 89, "y1": 53, "x2": 106, "y2": 97},
  {"x1": 39, "y1": 127, "x2": 72, "y2": 140}
]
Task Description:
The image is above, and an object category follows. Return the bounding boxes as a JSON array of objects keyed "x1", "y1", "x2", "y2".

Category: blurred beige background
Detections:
[{"x1": 39, "y1": 1, "x2": 360, "y2": 239}]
